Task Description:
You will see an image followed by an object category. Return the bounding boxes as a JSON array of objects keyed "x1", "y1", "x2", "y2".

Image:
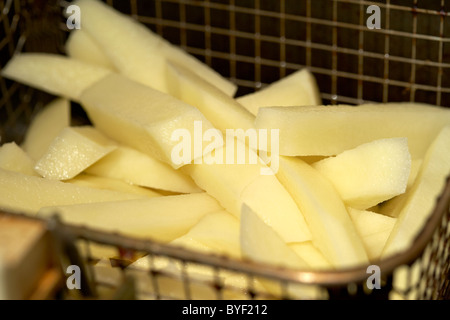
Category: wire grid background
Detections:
[
  {"x1": 98, "y1": 0, "x2": 450, "y2": 106},
  {"x1": 0, "y1": 0, "x2": 450, "y2": 300}
]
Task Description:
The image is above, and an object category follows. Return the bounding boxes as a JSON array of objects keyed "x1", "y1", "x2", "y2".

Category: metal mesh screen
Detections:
[{"x1": 114, "y1": 0, "x2": 450, "y2": 106}]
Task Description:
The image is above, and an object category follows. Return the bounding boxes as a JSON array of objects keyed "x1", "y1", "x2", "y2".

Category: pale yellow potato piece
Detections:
[
  {"x1": 38, "y1": 193, "x2": 223, "y2": 243},
  {"x1": 183, "y1": 138, "x2": 312, "y2": 244},
  {"x1": 1, "y1": 53, "x2": 111, "y2": 101},
  {"x1": 162, "y1": 43, "x2": 237, "y2": 97},
  {"x1": 79, "y1": 73, "x2": 216, "y2": 169},
  {"x1": 0, "y1": 216, "x2": 49, "y2": 299},
  {"x1": 237, "y1": 68, "x2": 322, "y2": 115},
  {"x1": 313, "y1": 138, "x2": 411, "y2": 209},
  {"x1": 21, "y1": 98, "x2": 70, "y2": 161},
  {"x1": 288, "y1": 242, "x2": 332, "y2": 270},
  {"x1": 167, "y1": 61, "x2": 254, "y2": 133},
  {"x1": 169, "y1": 236, "x2": 214, "y2": 256},
  {"x1": 65, "y1": 29, "x2": 116, "y2": 70},
  {"x1": 66, "y1": 173, "x2": 162, "y2": 198},
  {"x1": 74, "y1": 0, "x2": 236, "y2": 96},
  {"x1": 34, "y1": 126, "x2": 117, "y2": 180},
  {"x1": 240, "y1": 204, "x2": 324, "y2": 299},
  {"x1": 85, "y1": 145, "x2": 201, "y2": 194},
  {"x1": 347, "y1": 207, "x2": 396, "y2": 262},
  {"x1": 0, "y1": 169, "x2": 146, "y2": 215},
  {"x1": 276, "y1": 156, "x2": 369, "y2": 268},
  {"x1": 182, "y1": 161, "x2": 262, "y2": 217},
  {"x1": 382, "y1": 125, "x2": 450, "y2": 258},
  {"x1": 407, "y1": 159, "x2": 423, "y2": 190},
  {"x1": 74, "y1": 0, "x2": 166, "y2": 92},
  {"x1": 241, "y1": 174, "x2": 312, "y2": 244},
  {"x1": 171, "y1": 211, "x2": 241, "y2": 259},
  {"x1": 240, "y1": 206, "x2": 309, "y2": 268},
  {"x1": 0, "y1": 142, "x2": 38, "y2": 176},
  {"x1": 255, "y1": 103, "x2": 450, "y2": 159},
  {"x1": 378, "y1": 159, "x2": 424, "y2": 218}
]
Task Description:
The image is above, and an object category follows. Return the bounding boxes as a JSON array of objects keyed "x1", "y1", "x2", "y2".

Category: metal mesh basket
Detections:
[{"x1": 0, "y1": 0, "x2": 449, "y2": 300}]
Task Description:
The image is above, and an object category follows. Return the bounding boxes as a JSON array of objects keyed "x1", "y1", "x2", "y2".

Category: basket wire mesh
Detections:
[{"x1": 0, "y1": 0, "x2": 449, "y2": 300}]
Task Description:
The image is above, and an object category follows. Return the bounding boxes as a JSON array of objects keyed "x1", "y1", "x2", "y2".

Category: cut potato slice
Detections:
[
  {"x1": 34, "y1": 126, "x2": 117, "y2": 180},
  {"x1": 73, "y1": 0, "x2": 166, "y2": 92},
  {"x1": 162, "y1": 43, "x2": 237, "y2": 97},
  {"x1": 240, "y1": 174, "x2": 312, "y2": 243},
  {"x1": 85, "y1": 145, "x2": 201, "y2": 194},
  {"x1": 79, "y1": 73, "x2": 217, "y2": 169},
  {"x1": 65, "y1": 29, "x2": 116, "y2": 70},
  {"x1": 240, "y1": 204, "x2": 324, "y2": 299},
  {"x1": 170, "y1": 211, "x2": 241, "y2": 259},
  {"x1": 240, "y1": 204, "x2": 309, "y2": 269},
  {"x1": 38, "y1": 193, "x2": 224, "y2": 243},
  {"x1": 21, "y1": 98, "x2": 70, "y2": 161},
  {"x1": 348, "y1": 207, "x2": 396, "y2": 262},
  {"x1": 288, "y1": 242, "x2": 332, "y2": 270},
  {"x1": 255, "y1": 103, "x2": 450, "y2": 159},
  {"x1": 183, "y1": 138, "x2": 312, "y2": 243},
  {"x1": 382, "y1": 125, "x2": 450, "y2": 258},
  {"x1": 67, "y1": 173, "x2": 162, "y2": 198},
  {"x1": 167, "y1": 61, "x2": 254, "y2": 132},
  {"x1": 74, "y1": 0, "x2": 236, "y2": 96},
  {"x1": 378, "y1": 159, "x2": 424, "y2": 218},
  {"x1": 276, "y1": 156, "x2": 369, "y2": 268},
  {"x1": 0, "y1": 169, "x2": 147, "y2": 215},
  {"x1": 407, "y1": 159, "x2": 423, "y2": 190},
  {"x1": 313, "y1": 138, "x2": 411, "y2": 209},
  {"x1": 0, "y1": 142, "x2": 38, "y2": 176},
  {"x1": 0, "y1": 215, "x2": 50, "y2": 300},
  {"x1": 182, "y1": 160, "x2": 263, "y2": 217},
  {"x1": 1, "y1": 53, "x2": 111, "y2": 101},
  {"x1": 237, "y1": 68, "x2": 322, "y2": 115},
  {"x1": 169, "y1": 236, "x2": 214, "y2": 256}
]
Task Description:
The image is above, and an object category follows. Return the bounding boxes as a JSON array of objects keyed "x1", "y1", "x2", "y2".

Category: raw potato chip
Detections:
[
  {"x1": 167, "y1": 61, "x2": 254, "y2": 133},
  {"x1": 240, "y1": 204, "x2": 324, "y2": 299},
  {"x1": 67, "y1": 173, "x2": 163, "y2": 198},
  {"x1": 20, "y1": 98, "x2": 70, "y2": 161},
  {"x1": 255, "y1": 103, "x2": 450, "y2": 159},
  {"x1": 276, "y1": 156, "x2": 369, "y2": 268},
  {"x1": 79, "y1": 73, "x2": 217, "y2": 169},
  {"x1": 0, "y1": 142, "x2": 38, "y2": 176},
  {"x1": 74, "y1": 0, "x2": 236, "y2": 96},
  {"x1": 382, "y1": 125, "x2": 450, "y2": 258},
  {"x1": 38, "y1": 193, "x2": 224, "y2": 243},
  {"x1": 85, "y1": 145, "x2": 201, "y2": 194},
  {"x1": 313, "y1": 138, "x2": 411, "y2": 209},
  {"x1": 34, "y1": 126, "x2": 117, "y2": 181},
  {"x1": 348, "y1": 207, "x2": 396, "y2": 262},
  {"x1": 1, "y1": 53, "x2": 111, "y2": 101},
  {"x1": 237, "y1": 68, "x2": 322, "y2": 115},
  {"x1": 65, "y1": 29, "x2": 116, "y2": 70},
  {"x1": 0, "y1": 169, "x2": 146, "y2": 215}
]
